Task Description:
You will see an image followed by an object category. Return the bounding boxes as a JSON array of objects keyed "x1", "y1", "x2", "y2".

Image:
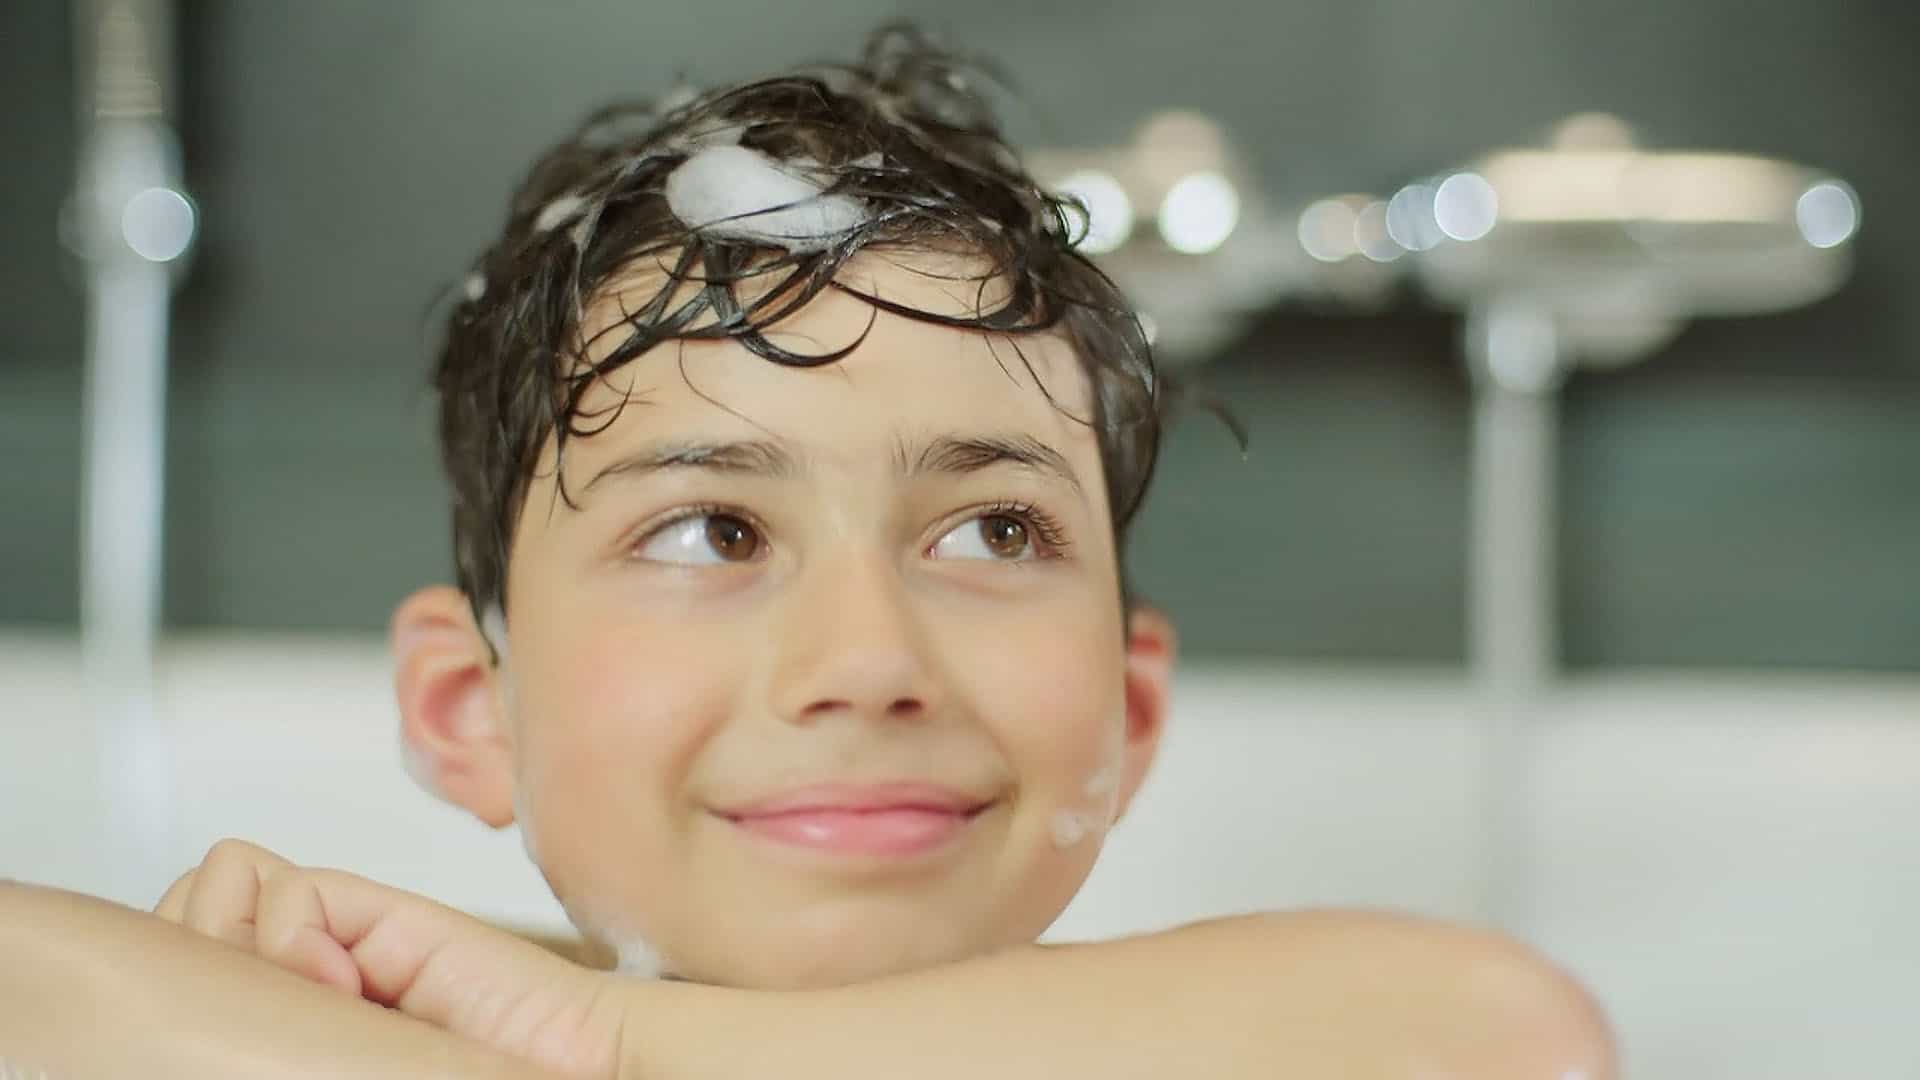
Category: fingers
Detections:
[
  {"x1": 150, "y1": 849, "x2": 617, "y2": 1073},
  {"x1": 250, "y1": 866, "x2": 572, "y2": 1036},
  {"x1": 148, "y1": 837, "x2": 581, "y2": 1048},
  {"x1": 260, "y1": 867, "x2": 474, "y2": 1009},
  {"x1": 154, "y1": 840, "x2": 381, "y2": 998},
  {"x1": 279, "y1": 871, "x2": 619, "y2": 1072},
  {"x1": 250, "y1": 863, "x2": 474, "y2": 1008},
  {"x1": 179, "y1": 839, "x2": 290, "y2": 950},
  {"x1": 254, "y1": 870, "x2": 365, "y2": 996}
]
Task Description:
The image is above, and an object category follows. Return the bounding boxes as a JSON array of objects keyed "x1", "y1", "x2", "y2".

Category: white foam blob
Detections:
[
  {"x1": 533, "y1": 193, "x2": 587, "y2": 234},
  {"x1": 613, "y1": 937, "x2": 664, "y2": 978},
  {"x1": 556, "y1": 889, "x2": 666, "y2": 979},
  {"x1": 480, "y1": 605, "x2": 510, "y2": 662},
  {"x1": 1050, "y1": 809, "x2": 1094, "y2": 849},
  {"x1": 664, "y1": 145, "x2": 870, "y2": 253},
  {"x1": 1082, "y1": 760, "x2": 1121, "y2": 799}
]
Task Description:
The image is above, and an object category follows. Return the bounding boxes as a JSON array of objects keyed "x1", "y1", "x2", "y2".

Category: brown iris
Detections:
[
  {"x1": 979, "y1": 514, "x2": 1029, "y2": 558},
  {"x1": 704, "y1": 515, "x2": 760, "y2": 561}
]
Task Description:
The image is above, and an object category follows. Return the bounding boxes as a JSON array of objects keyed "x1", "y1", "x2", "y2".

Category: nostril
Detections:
[
  {"x1": 788, "y1": 697, "x2": 926, "y2": 724},
  {"x1": 798, "y1": 698, "x2": 853, "y2": 719}
]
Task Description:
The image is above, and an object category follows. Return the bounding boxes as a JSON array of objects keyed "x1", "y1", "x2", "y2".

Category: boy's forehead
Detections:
[
  {"x1": 581, "y1": 247, "x2": 1020, "y2": 336},
  {"x1": 558, "y1": 251, "x2": 1098, "y2": 465}
]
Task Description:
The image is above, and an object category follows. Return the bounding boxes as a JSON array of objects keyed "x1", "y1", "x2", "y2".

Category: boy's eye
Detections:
[
  {"x1": 635, "y1": 512, "x2": 762, "y2": 565},
  {"x1": 931, "y1": 514, "x2": 1034, "y2": 562}
]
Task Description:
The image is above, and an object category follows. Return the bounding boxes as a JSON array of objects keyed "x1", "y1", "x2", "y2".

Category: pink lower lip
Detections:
[{"x1": 729, "y1": 807, "x2": 978, "y2": 857}]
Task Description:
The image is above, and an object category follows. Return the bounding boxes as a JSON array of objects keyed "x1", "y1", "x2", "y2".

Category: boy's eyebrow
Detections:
[
  {"x1": 579, "y1": 433, "x2": 1083, "y2": 497},
  {"x1": 906, "y1": 434, "x2": 1084, "y2": 497},
  {"x1": 582, "y1": 439, "x2": 798, "y2": 493}
]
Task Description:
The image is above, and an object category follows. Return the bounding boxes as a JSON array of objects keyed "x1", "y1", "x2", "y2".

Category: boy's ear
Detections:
[
  {"x1": 1113, "y1": 604, "x2": 1176, "y2": 824},
  {"x1": 390, "y1": 585, "x2": 517, "y2": 828}
]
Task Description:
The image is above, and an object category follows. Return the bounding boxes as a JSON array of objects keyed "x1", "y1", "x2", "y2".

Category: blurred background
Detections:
[{"x1": 3, "y1": 1, "x2": 1916, "y2": 1076}]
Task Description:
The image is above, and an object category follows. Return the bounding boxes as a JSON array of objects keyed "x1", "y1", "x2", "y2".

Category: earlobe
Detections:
[
  {"x1": 390, "y1": 586, "x2": 518, "y2": 827},
  {"x1": 1113, "y1": 605, "x2": 1177, "y2": 823}
]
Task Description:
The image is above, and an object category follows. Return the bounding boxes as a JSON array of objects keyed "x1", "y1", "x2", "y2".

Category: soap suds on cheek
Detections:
[
  {"x1": 555, "y1": 889, "x2": 666, "y2": 980},
  {"x1": 481, "y1": 604, "x2": 511, "y2": 667},
  {"x1": 612, "y1": 937, "x2": 664, "y2": 977},
  {"x1": 1048, "y1": 715, "x2": 1129, "y2": 851},
  {"x1": 517, "y1": 777, "x2": 668, "y2": 979},
  {"x1": 1048, "y1": 809, "x2": 1098, "y2": 848},
  {"x1": 1082, "y1": 759, "x2": 1121, "y2": 801}
]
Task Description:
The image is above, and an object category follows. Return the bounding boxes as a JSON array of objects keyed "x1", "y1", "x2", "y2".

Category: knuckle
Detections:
[
  {"x1": 203, "y1": 836, "x2": 257, "y2": 866},
  {"x1": 257, "y1": 867, "x2": 307, "y2": 905},
  {"x1": 305, "y1": 866, "x2": 354, "y2": 889}
]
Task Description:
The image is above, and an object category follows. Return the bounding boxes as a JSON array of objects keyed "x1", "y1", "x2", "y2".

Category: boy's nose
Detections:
[{"x1": 766, "y1": 554, "x2": 943, "y2": 726}]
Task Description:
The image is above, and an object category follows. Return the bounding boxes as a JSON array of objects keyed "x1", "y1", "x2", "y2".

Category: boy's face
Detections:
[{"x1": 400, "y1": 254, "x2": 1171, "y2": 989}]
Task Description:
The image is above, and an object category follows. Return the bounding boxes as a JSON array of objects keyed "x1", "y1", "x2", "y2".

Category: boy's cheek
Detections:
[
  {"x1": 970, "y1": 627, "x2": 1130, "y2": 835},
  {"x1": 965, "y1": 625, "x2": 1124, "y2": 750},
  {"x1": 526, "y1": 620, "x2": 732, "y2": 745},
  {"x1": 507, "y1": 647, "x2": 724, "y2": 856}
]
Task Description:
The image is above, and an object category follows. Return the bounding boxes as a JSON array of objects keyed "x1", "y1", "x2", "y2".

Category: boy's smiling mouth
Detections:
[{"x1": 714, "y1": 782, "x2": 996, "y2": 859}]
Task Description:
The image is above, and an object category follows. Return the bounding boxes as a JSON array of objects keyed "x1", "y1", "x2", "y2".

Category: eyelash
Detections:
[
  {"x1": 624, "y1": 501, "x2": 1073, "y2": 558},
  {"x1": 626, "y1": 500, "x2": 752, "y2": 550}
]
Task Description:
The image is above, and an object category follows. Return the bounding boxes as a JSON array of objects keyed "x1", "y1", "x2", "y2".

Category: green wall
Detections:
[{"x1": 4, "y1": 0, "x2": 1915, "y2": 670}]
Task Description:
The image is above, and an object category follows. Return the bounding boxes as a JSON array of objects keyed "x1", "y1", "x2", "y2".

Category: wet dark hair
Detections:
[{"x1": 433, "y1": 24, "x2": 1165, "y2": 633}]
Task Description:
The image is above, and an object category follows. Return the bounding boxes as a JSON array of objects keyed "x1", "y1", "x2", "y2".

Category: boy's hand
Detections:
[
  {"x1": 155, "y1": 838, "x2": 626, "y2": 1078},
  {"x1": 156, "y1": 839, "x2": 362, "y2": 993}
]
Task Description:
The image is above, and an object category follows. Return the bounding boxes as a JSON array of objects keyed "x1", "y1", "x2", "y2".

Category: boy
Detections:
[{"x1": 0, "y1": 26, "x2": 1613, "y2": 1079}]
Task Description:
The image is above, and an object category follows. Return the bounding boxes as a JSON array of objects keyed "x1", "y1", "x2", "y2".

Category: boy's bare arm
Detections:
[
  {"x1": 617, "y1": 911, "x2": 1617, "y2": 1080},
  {"x1": 123, "y1": 847, "x2": 1614, "y2": 1079},
  {"x1": 0, "y1": 880, "x2": 560, "y2": 1080}
]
